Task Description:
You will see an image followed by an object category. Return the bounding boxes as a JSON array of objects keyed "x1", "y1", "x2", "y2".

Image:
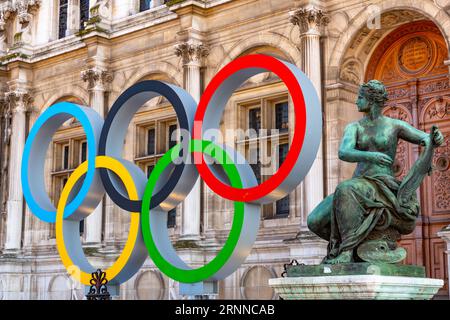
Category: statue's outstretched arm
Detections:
[
  {"x1": 397, "y1": 119, "x2": 430, "y2": 145},
  {"x1": 338, "y1": 123, "x2": 393, "y2": 166},
  {"x1": 397, "y1": 125, "x2": 444, "y2": 208}
]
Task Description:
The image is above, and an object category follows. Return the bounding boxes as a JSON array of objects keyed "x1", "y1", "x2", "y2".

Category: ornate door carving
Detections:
[{"x1": 366, "y1": 20, "x2": 450, "y2": 296}]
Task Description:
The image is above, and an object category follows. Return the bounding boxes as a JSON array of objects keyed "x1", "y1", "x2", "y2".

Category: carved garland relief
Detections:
[
  {"x1": 422, "y1": 97, "x2": 450, "y2": 213},
  {"x1": 433, "y1": 136, "x2": 450, "y2": 211}
]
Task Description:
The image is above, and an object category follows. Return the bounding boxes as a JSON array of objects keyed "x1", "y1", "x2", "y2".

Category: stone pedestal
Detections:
[
  {"x1": 269, "y1": 263, "x2": 444, "y2": 300},
  {"x1": 284, "y1": 231, "x2": 328, "y2": 265},
  {"x1": 438, "y1": 227, "x2": 450, "y2": 299}
]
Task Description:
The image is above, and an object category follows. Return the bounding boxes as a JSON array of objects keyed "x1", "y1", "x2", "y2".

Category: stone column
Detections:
[
  {"x1": 290, "y1": 6, "x2": 329, "y2": 222},
  {"x1": 35, "y1": 0, "x2": 54, "y2": 43},
  {"x1": 67, "y1": 0, "x2": 80, "y2": 36},
  {"x1": 0, "y1": 99, "x2": 8, "y2": 211},
  {"x1": 4, "y1": 90, "x2": 32, "y2": 253},
  {"x1": 81, "y1": 67, "x2": 112, "y2": 246},
  {"x1": 175, "y1": 42, "x2": 209, "y2": 240}
]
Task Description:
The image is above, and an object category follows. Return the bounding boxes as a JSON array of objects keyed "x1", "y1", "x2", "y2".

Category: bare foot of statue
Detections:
[{"x1": 323, "y1": 251, "x2": 353, "y2": 264}]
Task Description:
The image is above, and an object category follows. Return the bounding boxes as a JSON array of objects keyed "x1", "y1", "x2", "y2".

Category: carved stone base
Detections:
[
  {"x1": 269, "y1": 275, "x2": 443, "y2": 300},
  {"x1": 285, "y1": 262, "x2": 426, "y2": 278}
]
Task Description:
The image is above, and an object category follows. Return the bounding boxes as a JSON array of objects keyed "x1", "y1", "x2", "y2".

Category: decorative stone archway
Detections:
[
  {"x1": 117, "y1": 61, "x2": 182, "y2": 101},
  {"x1": 329, "y1": 0, "x2": 450, "y2": 74},
  {"x1": 324, "y1": 3, "x2": 450, "y2": 297},
  {"x1": 324, "y1": 4, "x2": 450, "y2": 195},
  {"x1": 42, "y1": 89, "x2": 89, "y2": 113},
  {"x1": 216, "y1": 32, "x2": 302, "y2": 74}
]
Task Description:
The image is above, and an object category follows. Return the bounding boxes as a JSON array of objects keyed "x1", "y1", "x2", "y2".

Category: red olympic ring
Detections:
[{"x1": 193, "y1": 54, "x2": 307, "y2": 202}]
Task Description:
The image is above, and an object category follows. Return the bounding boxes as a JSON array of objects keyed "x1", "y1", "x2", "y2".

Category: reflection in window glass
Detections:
[
  {"x1": 248, "y1": 108, "x2": 261, "y2": 134},
  {"x1": 276, "y1": 143, "x2": 289, "y2": 216},
  {"x1": 275, "y1": 102, "x2": 288, "y2": 132},
  {"x1": 167, "y1": 209, "x2": 176, "y2": 228},
  {"x1": 147, "y1": 128, "x2": 155, "y2": 155},
  {"x1": 168, "y1": 124, "x2": 177, "y2": 150},
  {"x1": 80, "y1": 0, "x2": 90, "y2": 30},
  {"x1": 63, "y1": 145, "x2": 70, "y2": 170},
  {"x1": 58, "y1": 0, "x2": 68, "y2": 39},
  {"x1": 140, "y1": 0, "x2": 152, "y2": 12},
  {"x1": 80, "y1": 141, "x2": 87, "y2": 163}
]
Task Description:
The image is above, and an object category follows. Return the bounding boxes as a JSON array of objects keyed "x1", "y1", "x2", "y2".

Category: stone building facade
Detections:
[{"x1": 0, "y1": 0, "x2": 449, "y2": 300}]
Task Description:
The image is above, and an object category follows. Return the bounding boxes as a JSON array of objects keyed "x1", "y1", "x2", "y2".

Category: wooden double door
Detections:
[{"x1": 366, "y1": 20, "x2": 450, "y2": 297}]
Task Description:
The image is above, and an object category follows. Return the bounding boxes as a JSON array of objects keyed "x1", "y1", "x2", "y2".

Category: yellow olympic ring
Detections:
[{"x1": 56, "y1": 156, "x2": 145, "y2": 285}]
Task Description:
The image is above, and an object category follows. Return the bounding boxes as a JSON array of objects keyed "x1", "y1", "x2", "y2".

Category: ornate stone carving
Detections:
[
  {"x1": 0, "y1": 2, "x2": 14, "y2": 30},
  {"x1": 398, "y1": 37, "x2": 433, "y2": 75},
  {"x1": 13, "y1": 0, "x2": 41, "y2": 47},
  {"x1": 419, "y1": 80, "x2": 450, "y2": 95},
  {"x1": 1, "y1": 89, "x2": 32, "y2": 215},
  {"x1": 15, "y1": 0, "x2": 40, "y2": 23},
  {"x1": 380, "y1": 10, "x2": 425, "y2": 29},
  {"x1": 384, "y1": 105, "x2": 410, "y2": 122},
  {"x1": 426, "y1": 98, "x2": 449, "y2": 120},
  {"x1": 81, "y1": 68, "x2": 114, "y2": 91},
  {"x1": 87, "y1": 0, "x2": 112, "y2": 31},
  {"x1": 433, "y1": 132, "x2": 449, "y2": 211},
  {"x1": 387, "y1": 87, "x2": 409, "y2": 100},
  {"x1": 5, "y1": 90, "x2": 33, "y2": 113},
  {"x1": 348, "y1": 10, "x2": 424, "y2": 54},
  {"x1": 0, "y1": 1, "x2": 15, "y2": 54},
  {"x1": 289, "y1": 6, "x2": 329, "y2": 34},
  {"x1": 340, "y1": 59, "x2": 361, "y2": 85},
  {"x1": 349, "y1": 29, "x2": 370, "y2": 50},
  {"x1": 90, "y1": 0, "x2": 111, "y2": 20},
  {"x1": 364, "y1": 32, "x2": 382, "y2": 55},
  {"x1": 366, "y1": 21, "x2": 442, "y2": 81},
  {"x1": 174, "y1": 42, "x2": 209, "y2": 65}
]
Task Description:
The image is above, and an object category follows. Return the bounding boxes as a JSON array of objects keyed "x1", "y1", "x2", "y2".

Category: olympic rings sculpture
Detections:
[{"x1": 21, "y1": 54, "x2": 322, "y2": 287}]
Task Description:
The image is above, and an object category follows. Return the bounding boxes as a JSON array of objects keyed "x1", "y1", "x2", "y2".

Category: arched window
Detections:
[
  {"x1": 58, "y1": 0, "x2": 68, "y2": 39},
  {"x1": 80, "y1": 0, "x2": 90, "y2": 30},
  {"x1": 140, "y1": 0, "x2": 152, "y2": 12}
]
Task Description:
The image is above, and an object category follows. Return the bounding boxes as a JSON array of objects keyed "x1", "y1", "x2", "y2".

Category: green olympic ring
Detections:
[{"x1": 142, "y1": 140, "x2": 252, "y2": 283}]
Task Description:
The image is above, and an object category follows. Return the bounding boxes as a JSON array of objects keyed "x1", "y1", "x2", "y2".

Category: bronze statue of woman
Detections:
[{"x1": 307, "y1": 80, "x2": 444, "y2": 264}]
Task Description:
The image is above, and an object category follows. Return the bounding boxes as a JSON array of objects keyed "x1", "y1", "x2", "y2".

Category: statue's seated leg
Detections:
[
  {"x1": 307, "y1": 194, "x2": 333, "y2": 241},
  {"x1": 324, "y1": 178, "x2": 382, "y2": 264}
]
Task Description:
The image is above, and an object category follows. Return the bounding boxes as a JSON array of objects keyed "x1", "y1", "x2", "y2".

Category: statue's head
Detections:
[{"x1": 356, "y1": 80, "x2": 388, "y2": 113}]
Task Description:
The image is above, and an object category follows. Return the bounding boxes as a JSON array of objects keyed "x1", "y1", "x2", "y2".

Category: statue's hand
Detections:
[
  {"x1": 366, "y1": 152, "x2": 393, "y2": 166},
  {"x1": 431, "y1": 126, "x2": 444, "y2": 147}
]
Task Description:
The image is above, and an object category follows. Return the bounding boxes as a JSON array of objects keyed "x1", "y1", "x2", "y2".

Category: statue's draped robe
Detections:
[{"x1": 328, "y1": 174, "x2": 419, "y2": 260}]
